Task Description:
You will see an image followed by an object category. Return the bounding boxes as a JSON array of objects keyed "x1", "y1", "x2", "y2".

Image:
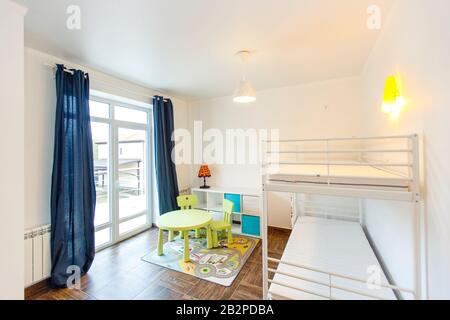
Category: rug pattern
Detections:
[{"x1": 142, "y1": 234, "x2": 259, "y2": 287}]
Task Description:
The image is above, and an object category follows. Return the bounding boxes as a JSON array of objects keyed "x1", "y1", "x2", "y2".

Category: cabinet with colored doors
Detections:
[{"x1": 190, "y1": 187, "x2": 261, "y2": 238}]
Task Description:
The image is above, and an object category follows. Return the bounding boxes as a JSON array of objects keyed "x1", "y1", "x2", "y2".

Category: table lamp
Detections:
[{"x1": 198, "y1": 165, "x2": 211, "y2": 189}]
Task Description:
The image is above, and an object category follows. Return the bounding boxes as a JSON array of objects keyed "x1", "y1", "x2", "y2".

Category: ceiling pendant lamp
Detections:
[{"x1": 233, "y1": 51, "x2": 256, "y2": 103}]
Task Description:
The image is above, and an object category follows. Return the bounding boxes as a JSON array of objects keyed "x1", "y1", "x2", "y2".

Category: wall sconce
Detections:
[{"x1": 382, "y1": 75, "x2": 405, "y2": 118}]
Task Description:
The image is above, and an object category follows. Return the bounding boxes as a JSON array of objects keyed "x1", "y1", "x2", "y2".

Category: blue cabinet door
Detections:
[
  {"x1": 224, "y1": 193, "x2": 241, "y2": 212},
  {"x1": 242, "y1": 215, "x2": 260, "y2": 237}
]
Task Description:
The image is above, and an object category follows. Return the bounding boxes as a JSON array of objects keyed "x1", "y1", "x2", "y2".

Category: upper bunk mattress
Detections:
[
  {"x1": 267, "y1": 163, "x2": 410, "y2": 189},
  {"x1": 269, "y1": 216, "x2": 397, "y2": 300}
]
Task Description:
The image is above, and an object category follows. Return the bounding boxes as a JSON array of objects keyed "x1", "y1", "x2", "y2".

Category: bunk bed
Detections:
[{"x1": 261, "y1": 135, "x2": 422, "y2": 300}]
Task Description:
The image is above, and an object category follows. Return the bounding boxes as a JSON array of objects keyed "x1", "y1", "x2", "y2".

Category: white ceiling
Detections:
[{"x1": 15, "y1": 0, "x2": 394, "y2": 101}]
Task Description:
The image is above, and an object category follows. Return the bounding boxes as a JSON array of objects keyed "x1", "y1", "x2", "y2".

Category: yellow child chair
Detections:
[
  {"x1": 176, "y1": 195, "x2": 203, "y2": 239},
  {"x1": 211, "y1": 199, "x2": 234, "y2": 247}
]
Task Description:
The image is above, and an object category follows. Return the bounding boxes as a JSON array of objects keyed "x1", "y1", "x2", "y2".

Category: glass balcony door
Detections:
[
  {"x1": 90, "y1": 97, "x2": 152, "y2": 250},
  {"x1": 114, "y1": 126, "x2": 149, "y2": 240},
  {"x1": 91, "y1": 118, "x2": 112, "y2": 249}
]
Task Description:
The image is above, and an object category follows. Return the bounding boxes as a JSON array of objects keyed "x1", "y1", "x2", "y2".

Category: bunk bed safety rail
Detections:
[
  {"x1": 267, "y1": 257, "x2": 417, "y2": 300},
  {"x1": 296, "y1": 198, "x2": 361, "y2": 222},
  {"x1": 262, "y1": 134, "x2": 418, "y2": 185}
]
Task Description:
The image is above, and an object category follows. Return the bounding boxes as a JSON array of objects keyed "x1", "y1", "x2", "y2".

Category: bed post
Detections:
[
  {"x1": 262, "y1": 187, "x2": 269, "y2": 300},
  {"x1": 261, "y1": 138, "x2": 269, "y2": 300},
  {"x1": 411, "y1": 134, "x2": 423, "y2": 300},
  {"x1": 413, "y1": 201, "x2": 422, "y2": 300},
  {"x1": 359, "y1": 199, "x2": 364, "y2": 227}
]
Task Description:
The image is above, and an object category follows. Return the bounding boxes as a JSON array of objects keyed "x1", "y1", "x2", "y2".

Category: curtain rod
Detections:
[
  {"x1": 44, "y1": 63, "x2": 91, "y2": 79},
  {"x1": 43, "y1": 63, "x2": 170, "y2": 102},
  {"x1": 44, "y1": 63, "x2": 93, "y2": 79}
]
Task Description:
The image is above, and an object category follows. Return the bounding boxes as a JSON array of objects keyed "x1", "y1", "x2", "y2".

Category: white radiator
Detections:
[{"x1": 24, "y1": 225, "x2": 51, "y2": 287}]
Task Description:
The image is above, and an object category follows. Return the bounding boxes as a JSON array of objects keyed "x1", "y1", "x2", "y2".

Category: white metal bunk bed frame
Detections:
[{"x1": 260, "y1": 134, "x2": 422, "y2": 300}]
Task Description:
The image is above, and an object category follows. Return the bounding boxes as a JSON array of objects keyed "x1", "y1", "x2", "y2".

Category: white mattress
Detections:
[
  {"x1": 268, "y1": 164, "x2": 410, "y2": 189},
  {"x1": 269, "y1": 217, "x2": 397, "y2": 300}
]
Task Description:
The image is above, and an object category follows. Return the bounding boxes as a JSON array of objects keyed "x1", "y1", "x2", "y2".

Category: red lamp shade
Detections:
[
  {"x1": 198, "y1": 165, "x2": 211, "y2": 189},
  {"x1": 198, "y1": 165, "x2": 211, "y2": 178}
]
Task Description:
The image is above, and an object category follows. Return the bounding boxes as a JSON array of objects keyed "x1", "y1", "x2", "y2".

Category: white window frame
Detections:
[{"x1": 90, "y1": 94, "x2": 153, "y2": 251}]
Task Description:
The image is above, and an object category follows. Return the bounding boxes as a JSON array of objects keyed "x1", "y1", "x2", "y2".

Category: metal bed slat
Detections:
[
  {"x1": 265, "y1": 181, "x2": 413, "y2": 202},
  {"x1": 264, "y1": 134, "x2": 417, "y2": 143},
  {"x1": 268, "y1": 162, "x2": 412, "y2": 167},
  {"x1": 267, "y1": 149, "x2": 412, "y2": 154},
  {"x1": 269, "y1": 270, "x2": 393, "y2": 300},
  {"x1": 268, "y1": 257, "x2": 416, "y2": 296}
]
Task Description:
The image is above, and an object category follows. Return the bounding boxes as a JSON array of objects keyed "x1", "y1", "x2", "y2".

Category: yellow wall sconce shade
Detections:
[{"x1": 382, "y1": 75, "x2": 405, "y2": 118}]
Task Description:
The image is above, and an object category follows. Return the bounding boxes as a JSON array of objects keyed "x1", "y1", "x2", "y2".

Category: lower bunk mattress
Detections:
[{"x1": 269, "y1": 216, "x2": 397, "y2": 300}]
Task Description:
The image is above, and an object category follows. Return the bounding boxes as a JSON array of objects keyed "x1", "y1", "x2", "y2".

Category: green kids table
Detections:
[{"x1": 156, "y1": 209, "x2": 213, "y2": 262}]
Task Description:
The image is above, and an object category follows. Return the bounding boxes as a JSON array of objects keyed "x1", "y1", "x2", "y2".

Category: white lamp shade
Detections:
[{"x1": 233, "y1": 79, "x2": 256, "y2": 103}]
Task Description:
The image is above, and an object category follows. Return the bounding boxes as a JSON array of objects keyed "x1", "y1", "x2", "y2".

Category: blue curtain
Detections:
[
  {"x1": 50, "y1": 64, "x2": 96, "y2": 287},
  {"x1": 153, "y1": 96, "x2": 179, "y2": 215}
]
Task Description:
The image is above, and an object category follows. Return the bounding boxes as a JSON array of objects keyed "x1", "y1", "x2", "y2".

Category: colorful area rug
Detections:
[{"x1": 141, "y1": 234, "x2": 259, "y2": 287}]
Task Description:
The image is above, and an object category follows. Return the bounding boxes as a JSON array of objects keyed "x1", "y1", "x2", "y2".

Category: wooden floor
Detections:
[{"x1": 26, "y1": 227, "x2": 290, "y2": 300}]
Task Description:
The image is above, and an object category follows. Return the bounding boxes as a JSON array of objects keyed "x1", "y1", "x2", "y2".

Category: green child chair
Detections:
[
  {"x1": 211, "y1": 199, "x2": 234, "y2": 247},
  {"x1": 176, "y1": 194, "x2": 203, "y2": 239}
]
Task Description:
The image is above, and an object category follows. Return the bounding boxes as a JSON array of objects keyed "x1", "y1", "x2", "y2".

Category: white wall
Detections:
[
  {"x1": 0, "y1": 0, "x2": 27, "y2": 300},
  {"x1": 360, "y1": 0, "x2": 450, "y2": 299},
  {"x1": 363, "y1": 199, "x2": 416, "y2": 294},
  {"x1": 189, "y1": 76, "x2": 362, "y2": 187},
  {"x1": 188, "y1": 77, "x2": 362, "y2": 228},
  {"x1": 24, "y1": 48, "x2": 190, "y2": 229}
]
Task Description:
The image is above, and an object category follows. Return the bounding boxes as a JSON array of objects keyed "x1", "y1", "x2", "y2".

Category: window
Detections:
[
  {"x1": 91, "y1": 122, "x2": 110, "y2": 229},
  {"x1": 89, "y1": 95, "x2": 152, "y2": 250},
  {"x1": 95, "y1": 228, "x2": 111, "y2": 248},
  {"x1": 117, "y1": 128, "x2": 147, "y2": 220},
  {"x1": 90, "y1": 100, "x2": 110, "y2": 119},
  {"x1": 115, "y1": 106, "x2": 148, "y2": 124}
]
